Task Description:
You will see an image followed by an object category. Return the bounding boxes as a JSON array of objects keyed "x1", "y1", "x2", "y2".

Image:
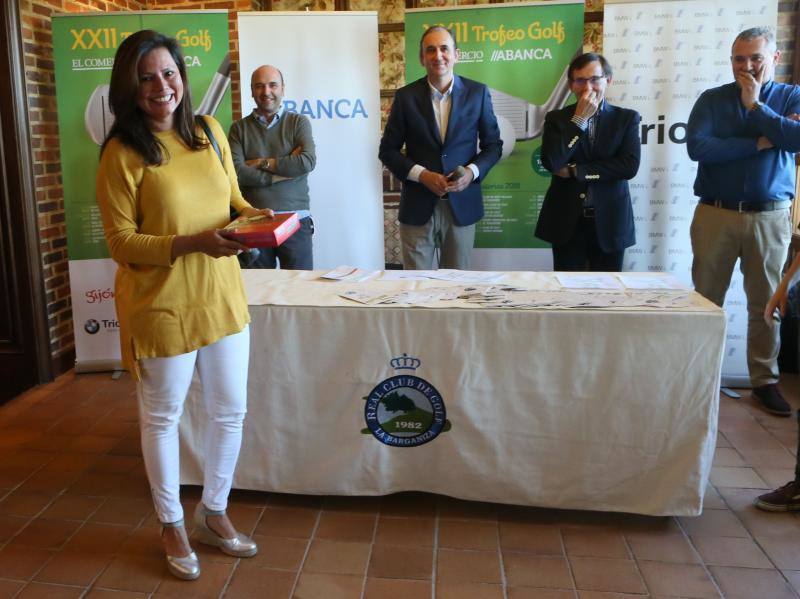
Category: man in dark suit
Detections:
[
  {"x1": 379, "y1": 26, "x2": 502, "y2": 270},
  {"x1": 535, "y1": 53, "x2": 641, "y2": 271}
]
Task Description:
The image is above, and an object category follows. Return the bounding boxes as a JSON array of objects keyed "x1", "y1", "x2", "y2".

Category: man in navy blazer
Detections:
[
  {"x1": 535, "y1": 53, "x2": 641, "y2": 271},
  {"x1": 379, "y1": 26, "x2": 502, "y2": 270}
]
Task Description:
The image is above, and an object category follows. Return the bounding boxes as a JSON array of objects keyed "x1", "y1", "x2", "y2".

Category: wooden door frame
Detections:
[{"x1": 0, "y1": 1, "x2": 52, "y2": 389}]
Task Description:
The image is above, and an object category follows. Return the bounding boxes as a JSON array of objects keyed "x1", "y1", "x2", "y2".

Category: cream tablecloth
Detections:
[{"x1": 180, "y1": 270, "x2": 726, "y2": 516}]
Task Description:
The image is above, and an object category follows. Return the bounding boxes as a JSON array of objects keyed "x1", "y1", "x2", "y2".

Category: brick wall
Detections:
[
  {"x1": 777, "y1": 3, "x2": 797, "y2": 84},
  {"x1": 19, "y1": 0, "x2": 148, "y2": 371},
  {"x1": 14, "y1": 0, "x2": 800, "y2": 373},
  {"x1": 17, "y1": 0, "x2": 254, "y2": 373}
]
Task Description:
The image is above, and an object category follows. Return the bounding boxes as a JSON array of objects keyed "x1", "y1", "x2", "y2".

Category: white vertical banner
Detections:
[
  {"x1": 603, "y1": 0, "x2": 777, "y2": 385},
  {"x1": 237, "y1": 12, "x2": 384, "y2": 270},
  {"x1": 68, "y1": 260, "x2": 122, "y2": 371}
]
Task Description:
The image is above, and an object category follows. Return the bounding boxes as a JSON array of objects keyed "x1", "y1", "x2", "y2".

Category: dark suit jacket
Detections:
[
  {"x1": 535, "y1": 103, "x2": 641, "y2": 253},
  {"x1": 378, "y1": 75, "x2": 502, "y2": 227}
]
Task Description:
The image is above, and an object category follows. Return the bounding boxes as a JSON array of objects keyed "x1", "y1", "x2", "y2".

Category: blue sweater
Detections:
[{"x1": 687, "y1": 80, "x2": 800, "y2": 204}]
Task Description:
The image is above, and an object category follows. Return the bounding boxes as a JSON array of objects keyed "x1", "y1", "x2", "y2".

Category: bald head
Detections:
[
  {"x1": 251, "y1": 65, "x2": 285, "y2": 119},
  {"x1": 251, "y1": 65, "x2": 284, "y2": 87}
]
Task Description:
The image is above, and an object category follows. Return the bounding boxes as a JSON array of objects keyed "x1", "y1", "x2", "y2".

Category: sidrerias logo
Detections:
[{"x1": 85, "y1": 288, "x2": 114, "y2": 304}]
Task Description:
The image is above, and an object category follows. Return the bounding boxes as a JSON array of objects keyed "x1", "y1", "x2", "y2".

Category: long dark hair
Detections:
[{"x1": 101, "y1": 30, "x2": 206, "y2": 165}]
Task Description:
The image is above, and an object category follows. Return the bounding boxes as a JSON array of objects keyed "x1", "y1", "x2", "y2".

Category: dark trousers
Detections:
[
  {"x1": 552, "y1": 214, "x2": 624, "y2": 272},
  {"x1": 240, "y1": 217, "x2": 314, "y2": 270},
  {"x1": 796, "y1": 410, "x2": 800, "y2": 480}
]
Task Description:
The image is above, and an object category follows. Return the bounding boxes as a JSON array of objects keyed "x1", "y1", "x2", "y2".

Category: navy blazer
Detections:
[
  {"x1": 535, "y1": 103, "x2": 641, "y2": 253},
  {"x1": 379, "y1": 76, "x2": 502, "y2": 227}
]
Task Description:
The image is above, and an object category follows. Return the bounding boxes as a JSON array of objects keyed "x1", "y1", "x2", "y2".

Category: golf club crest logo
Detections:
[{"x1": 361, "y1": 354, "x2": 451, "y2": 447}]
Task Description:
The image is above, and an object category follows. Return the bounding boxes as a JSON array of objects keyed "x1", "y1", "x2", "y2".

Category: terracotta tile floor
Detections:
[{"x1": 0, "y1": 371, "x2": 799, "y2": 598}]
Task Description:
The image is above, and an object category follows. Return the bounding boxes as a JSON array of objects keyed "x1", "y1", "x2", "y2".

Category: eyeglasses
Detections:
[{"x1": 570, "y1": 75, "x2": 606, "y2": 85}]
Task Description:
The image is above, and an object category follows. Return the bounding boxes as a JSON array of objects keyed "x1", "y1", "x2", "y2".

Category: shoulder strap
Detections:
[
  {"x1": 196, "y1": 115, "x2": 240, "y2": 221},
  {"x1": 195, "y1": 115, "x2": 223, "y2": 163}
]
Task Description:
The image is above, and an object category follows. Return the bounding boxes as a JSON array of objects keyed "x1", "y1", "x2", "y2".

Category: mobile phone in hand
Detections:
[{"x1": 447, "y1": 166, "x2": 467, "y2": 182}]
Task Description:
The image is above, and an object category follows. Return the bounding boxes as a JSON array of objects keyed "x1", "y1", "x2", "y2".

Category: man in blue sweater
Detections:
[{"x1": 688, "y1": 27, "x2": 800, "y2": 417}]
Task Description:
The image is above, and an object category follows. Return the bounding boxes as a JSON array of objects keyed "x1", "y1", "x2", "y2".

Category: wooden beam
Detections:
[{"x1": 379, "y1": 23, "x2": 404, "y2": 34}]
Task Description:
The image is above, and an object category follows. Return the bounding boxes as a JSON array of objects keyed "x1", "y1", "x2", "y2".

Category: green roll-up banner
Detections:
[
  {"x1": 52, "y1": 11, "x2": 232, "y2": 371},
  {"x1": 405, "y1": 1, "x2": 584, "y2": 266}
]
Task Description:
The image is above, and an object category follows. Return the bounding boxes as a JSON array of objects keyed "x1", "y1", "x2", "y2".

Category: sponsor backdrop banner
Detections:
[
  {"x1": 405, "y1": 1, "x2": 585, "y2": 270},
  {"x1": 603, "y1": 0, "x2": 777, "y2": 385},
  {"x1": 52, "y1": 10, "x2": 233, "y2": 371},
  {"x1": 237, "y1": 12, "x2": 384, "y2": 271}
]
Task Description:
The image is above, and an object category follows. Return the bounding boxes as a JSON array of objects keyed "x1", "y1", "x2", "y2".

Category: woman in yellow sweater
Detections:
[{"x1": 96, "y1": 30, "x2": 269, "y2": 580}]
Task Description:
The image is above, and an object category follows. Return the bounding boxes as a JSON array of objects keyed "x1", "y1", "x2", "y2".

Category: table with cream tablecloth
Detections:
[{"x1": 180, "y1": 270, "x2": 726, "y2": 516}]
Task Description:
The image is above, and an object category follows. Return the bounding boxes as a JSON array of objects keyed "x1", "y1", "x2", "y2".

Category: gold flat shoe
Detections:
[
  {"x1": 193, "y1": 502, "x2": 258, "y2": 558},
  {"x1": 161, "y1": 520, "x2": 200, "y2": 580},
  {"x1": 166, "y1": 551, "x2": 200, "y2": 580}
]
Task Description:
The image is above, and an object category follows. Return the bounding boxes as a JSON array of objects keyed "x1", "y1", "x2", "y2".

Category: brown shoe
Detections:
[
  {"x1": 754, "y1": 480, "x2": 800, "y2": 512},
  {"x1": 751, "y1": 384, "x2": 791, "y2": 417}
]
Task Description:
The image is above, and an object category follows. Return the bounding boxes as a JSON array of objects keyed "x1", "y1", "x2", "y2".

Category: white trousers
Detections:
[{"x1": 137, "y1": 326, "x2": 250, "y2": 524}]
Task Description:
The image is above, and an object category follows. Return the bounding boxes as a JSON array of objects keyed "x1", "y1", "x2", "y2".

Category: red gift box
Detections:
[{"x1": 222, "y1": 212, "x2": 300, "y2": 248}]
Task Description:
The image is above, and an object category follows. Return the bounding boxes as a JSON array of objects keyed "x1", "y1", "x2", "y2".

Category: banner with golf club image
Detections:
[
  {"x1": 405, "y1": 1, "x2": 585, "y2": 270},
  {"x1": 52, "y1": 11, "x2": 232, "y2": 372}
]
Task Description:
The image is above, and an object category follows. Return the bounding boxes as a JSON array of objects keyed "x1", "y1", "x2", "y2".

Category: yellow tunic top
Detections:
[{"x1": 96, "y1": 117, "x2": 253, "y2": 379}]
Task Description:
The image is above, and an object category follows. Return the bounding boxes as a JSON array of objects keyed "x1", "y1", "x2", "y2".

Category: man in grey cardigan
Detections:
[{"x1": 229, "y1": 65, "x2": 317, "y2": 269}]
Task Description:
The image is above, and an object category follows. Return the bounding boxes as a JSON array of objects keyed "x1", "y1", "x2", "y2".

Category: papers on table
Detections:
[
  {"x1": 325, "y1": 268, "x2": 688, "y2": 291},
  {"x1": 373, "y1": 269, "x2": 508, "y2": 283},
  {"x1": 557, "y1": 272, "x2": 690, "y2": 291},
  {"x1": 340, "y1": 286, "x2": 479, "y2": 306},
  {"x1": 339, "y1": 284, "x2": 693, "y2": 310},
  {"x1": 322, "y1": 267, "x2": 447, "y2": 282},
  {"x1": 377, "y1": 270, "x2": 439, "y2": 281},
  {"x1": 461, "y1": 288, "x2": 692, "y2": 309},
  {"x1": 338, "y1": 289, "x2": 392, "y2": 305},
  {"x1": 323, "y1": 267, "x2": 511, "y2": 286},
  {"x1": 320, "y1": 266, "x2": 379, "y2": 283},
  {"x1": 328, "y1": 268, "x2": 694, "y2": 309},
  {"x1": 617, "y1": 273, "x2": 690, "y2": 290},
  {"x1": 556, "y1": 274, "x2": 623, "y2": 289},
  {"x1": 424, "y1": 270, "x2": 508, "y2": 284}
]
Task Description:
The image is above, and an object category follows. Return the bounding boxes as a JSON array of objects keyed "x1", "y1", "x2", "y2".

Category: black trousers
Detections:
[
  {"x1": 796, "y1": 410, "x2": 800, "y2": 480},
  {"x1": 552, "y1": 214, "x2": 624, "y2": 272}
]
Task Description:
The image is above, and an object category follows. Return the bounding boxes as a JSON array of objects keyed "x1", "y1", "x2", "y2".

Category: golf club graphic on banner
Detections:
[
  {"x1": 405, "y1": 1, "x2": 585, "y2": 270},
  {"x1": 237, "y1": 12, "x2": 384, "y2": 271},
  {"x1": 52, "y1": 11, "x2": 232, "y2": 372},
  {"x1": 602, "y1": 0, "x2": 777, "y2": 385}
]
